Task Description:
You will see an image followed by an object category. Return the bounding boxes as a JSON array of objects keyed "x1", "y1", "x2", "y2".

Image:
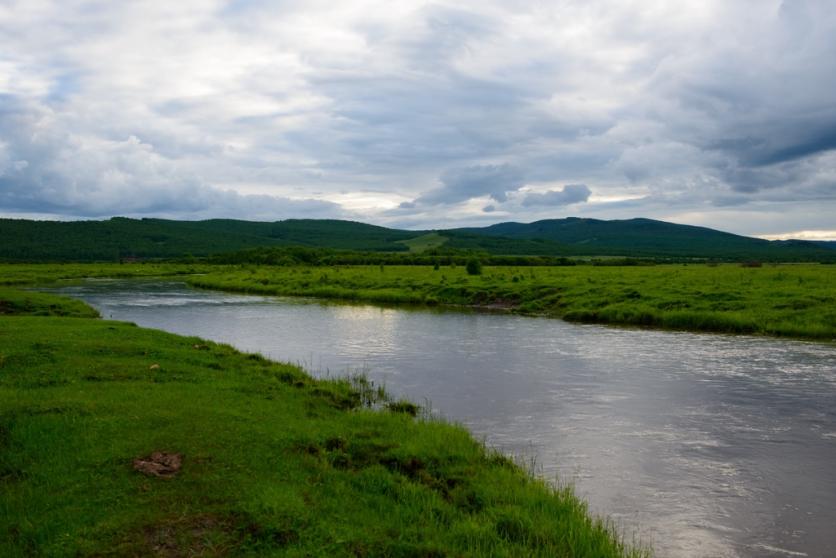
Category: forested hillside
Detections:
[
  {"x1": 1, "y1": 216, "x2": 833, "y2": 262},
  {"x1": 0, "y1": 218, "x2": 416, "y2": 261},
  {"x1": 455, "y1": 218, "x2": 835, "y2": 261}
]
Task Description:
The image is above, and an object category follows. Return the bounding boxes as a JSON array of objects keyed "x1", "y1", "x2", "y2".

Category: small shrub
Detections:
[{"x1": 466, "y1": 258, "x2": 482, "y2": 276}]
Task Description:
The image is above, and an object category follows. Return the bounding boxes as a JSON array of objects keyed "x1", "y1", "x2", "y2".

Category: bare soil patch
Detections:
[{"x1": 132, "y1": 452, "x2": 182, "y2": 478}]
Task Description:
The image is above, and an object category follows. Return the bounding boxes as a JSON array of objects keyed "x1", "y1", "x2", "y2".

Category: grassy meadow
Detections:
[
  {"x1": 0, "y1": 262, "x2": 211, "y2": 287},
  {"x1": 0, "y1": 288, "x2": 644, "y2": 557},
  {"x1": 0, "y1": 261, "x2": 832, "y2": 340},
  {"x1": 0, "y1": 287, "x2": 101, "y2": 318},
  {"x1": 188, "y1": 263, "x2": 836, "y2": 341}
]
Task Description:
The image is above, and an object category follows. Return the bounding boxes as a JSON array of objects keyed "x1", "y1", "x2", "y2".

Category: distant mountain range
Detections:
[
  {"x1": 453, "y1": 217, "x2": 836, "y2": 260},
  {"x1": 0, "y1": 216, "x2": 833, "y2": 262}
]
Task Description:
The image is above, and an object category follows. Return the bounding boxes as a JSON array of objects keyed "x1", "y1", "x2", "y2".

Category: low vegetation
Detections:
[
  {"x1": 187, "y1": 264, "x2": 836, "y2": 340},
  {"x1": 0, "y1": 262, "x2": 209, "y2": 287},
  {"x1": 0, "y1": 289, "x2": 644, "y2": 557}
]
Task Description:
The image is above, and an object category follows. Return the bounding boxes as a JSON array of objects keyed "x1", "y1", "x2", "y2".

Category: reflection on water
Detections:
[{"x1": 56, "y1": 280, "x2": 836, "y2": 558}]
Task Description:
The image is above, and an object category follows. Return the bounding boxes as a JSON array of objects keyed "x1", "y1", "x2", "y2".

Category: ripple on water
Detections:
[{"x1": 747, "y1": 543, "x2": 808, "y2": 557}]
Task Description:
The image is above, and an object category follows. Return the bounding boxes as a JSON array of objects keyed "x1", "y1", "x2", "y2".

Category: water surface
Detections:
[{"x1": 57, "y1": 280, "x2": 836, "y2": 558}]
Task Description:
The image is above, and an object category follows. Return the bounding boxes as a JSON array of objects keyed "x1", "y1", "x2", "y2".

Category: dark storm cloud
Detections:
[
  {"x1": 411, "y1": 164, "x2": 526, "y2": 206},
  {"x1": 707, "y1": 116, "x2": 836, "y2": 174},
  {"x1": 739, "y1": 126, "x2": 836, "y2": 168},
  {"x1": 522, "y1": 184, "x2": 591, "y2": 207}
]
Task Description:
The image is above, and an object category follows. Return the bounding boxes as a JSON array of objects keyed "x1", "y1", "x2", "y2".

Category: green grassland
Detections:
[
  {"x1": 187, "y1": 264, "x2": 836, "y2": 340},
  {"x1": 0, "y1": 262, "x2": 210, "y2": 287},
  {"x1": 0, "y1": 290, "x2": 642, "y2": 557},
  {"x1": 1, "y1": 262, "x2": 833, "y2": 340},
  {"x1": 0, "y1": 288, "x2": 100, "y2": 318}
]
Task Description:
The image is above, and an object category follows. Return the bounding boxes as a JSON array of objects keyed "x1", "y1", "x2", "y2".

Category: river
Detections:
[{"x1": 55, "y1": 279, "x2": 836, "y2": 558}]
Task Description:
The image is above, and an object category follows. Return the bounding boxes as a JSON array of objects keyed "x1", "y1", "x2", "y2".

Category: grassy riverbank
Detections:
[
  {"x1": 188, "y1": 264, "x2": 836, "y2": 341},
  {"x1": 0, "y1": 289, "x2": 643, "y2": 557},
  {"x1": 0, "y1": 263, "x2": 210, "y2": 287},
  {"x1": 1, "y1": 261, "x2": 832, "y2": 340}
]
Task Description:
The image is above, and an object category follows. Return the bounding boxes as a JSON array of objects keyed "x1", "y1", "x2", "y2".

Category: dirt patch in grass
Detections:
[
  {"x1": 132, "y1": 452, "x2": 182, "y2": 478},
  {"x1": 142, "y1": 514, "x2": 232, "y2": 557},
  {"x1": 114, "y1": 513, "x2": 265, "y2": 557},
  {"x1": 110, "y1": 512, "x2": 301, "y2": 557}
]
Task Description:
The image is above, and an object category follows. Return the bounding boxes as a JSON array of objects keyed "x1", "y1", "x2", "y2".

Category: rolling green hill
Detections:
[{"x1": 1, "y1": 216, "x2": 833, "y2": 262}]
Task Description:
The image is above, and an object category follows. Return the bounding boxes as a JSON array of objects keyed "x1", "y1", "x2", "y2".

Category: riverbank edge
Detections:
[
  {"x1": 3, "y1": 262, "x2": 834, "y2": 342},
  {"x1": 183, "y1": 273, "x2": 836, "y2": 344},
  {"x1": 0, "y1": 287, "x2": 647, "y2": 557}
]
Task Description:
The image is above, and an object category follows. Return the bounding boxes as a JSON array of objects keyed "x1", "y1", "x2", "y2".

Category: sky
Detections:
[{"x1": 1, "y1": 0, "x2": 835, "y2": 238}]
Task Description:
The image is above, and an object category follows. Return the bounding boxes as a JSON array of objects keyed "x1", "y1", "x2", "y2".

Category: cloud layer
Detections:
[{"x1": 0, "y1": 0, "x2": 834, "y2": 236}]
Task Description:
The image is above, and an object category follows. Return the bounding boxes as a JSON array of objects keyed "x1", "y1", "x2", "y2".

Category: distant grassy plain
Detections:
[
  {"x1": 188, "y1": 264, "x2": 836, "y2": 341},
  {"x1": 0, "y1": 285, "x2": 643, "y2": 557},
  {"x1": 0, "y1": 262, "x2": 210, "y2": 287},
  {"x1": 1, "y1": 261, "x2": 833, "y2": 342}
]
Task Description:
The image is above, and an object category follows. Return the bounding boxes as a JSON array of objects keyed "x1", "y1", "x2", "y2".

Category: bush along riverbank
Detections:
[
  {"x1": 0, "y1": 288, "x2": 646, "y2": 557},
  {"x1": 187, "y1": 263, "x2": 836, "y2": 341}
]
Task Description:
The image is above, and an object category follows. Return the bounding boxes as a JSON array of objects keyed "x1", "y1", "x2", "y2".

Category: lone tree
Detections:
[{"x1": 466, "y1": 257, "x2": 483, "y2": 276}]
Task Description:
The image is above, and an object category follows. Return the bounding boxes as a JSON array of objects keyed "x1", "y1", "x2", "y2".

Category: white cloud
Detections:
[
  {"x1": 757, "y1": 230, "x2": 836, "y2": 241},
  {"x1": 0, "y1": 0, "x2": 833, "y2": 232}
]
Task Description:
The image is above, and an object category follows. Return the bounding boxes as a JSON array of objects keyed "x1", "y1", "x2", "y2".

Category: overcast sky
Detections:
[{"x1": 1, "y1": 0, "x2": 835, "y2": 238}]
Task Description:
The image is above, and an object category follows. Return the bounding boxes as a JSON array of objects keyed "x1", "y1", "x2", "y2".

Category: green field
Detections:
[
  {"x1": 0, "y1": 262, "x2": 210, "y2": 287},
  {"x1": 187, "y1": 264, "x2": 836, "y2": 341},
  {"x1": 1, "y1": 262, "x2": 833, "y2": 340},
  {"x1": 0, "y1": 287, "x2": 100, "y2": 318},
  {"x1": 0, "y1": 288, "x2": 643, "y2": 557}
]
